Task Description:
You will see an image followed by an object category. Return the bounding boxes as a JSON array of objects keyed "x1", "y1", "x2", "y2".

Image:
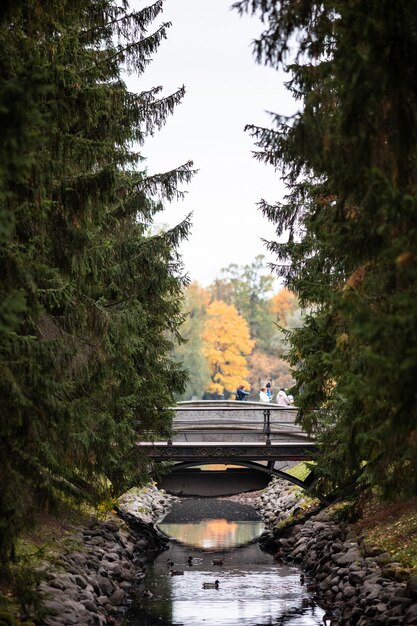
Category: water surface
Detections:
[{"x1": 123, "y1": 516, "x2": 325, "y2": 626}]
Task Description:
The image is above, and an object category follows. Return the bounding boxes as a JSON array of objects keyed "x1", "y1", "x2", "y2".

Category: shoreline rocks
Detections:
[
  {"x1": 117, "y1": 483, "x2": 179, "y2": 525},
  {"x1": 252, "y1": 475, "x2": 319, "y2": 528},
  {"x1": 34, "y1": 476, "x2": 417, "y2": 626},
  {"x1": 36, "y1": 483, "x2": 178, "y2": 626},
  {"x1": 255, "y1": 478, "x2": 417, "y2": 626}
]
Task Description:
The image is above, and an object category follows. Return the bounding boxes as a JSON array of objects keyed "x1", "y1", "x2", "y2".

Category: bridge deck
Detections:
[{"x1": 139, "y1": 401, "x2": 316, "y2": 464}]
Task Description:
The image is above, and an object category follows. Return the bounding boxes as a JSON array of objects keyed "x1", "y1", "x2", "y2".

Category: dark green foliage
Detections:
[
  {"x1": 235, "y1": 0, "x2": 417, "y2": 497},
  {"x1": 0, "y1": 0, "x2": 194, "y2": 560}
]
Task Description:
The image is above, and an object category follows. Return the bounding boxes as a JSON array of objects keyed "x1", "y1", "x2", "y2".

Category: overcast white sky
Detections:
[{"x1": 127, "y1": 0, "x2": 298, "y2": 287}]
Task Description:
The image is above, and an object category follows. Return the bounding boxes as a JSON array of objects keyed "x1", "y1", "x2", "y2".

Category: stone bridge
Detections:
[{"x1": 138, "y1": 401, "x2": 320, "y2": 498}]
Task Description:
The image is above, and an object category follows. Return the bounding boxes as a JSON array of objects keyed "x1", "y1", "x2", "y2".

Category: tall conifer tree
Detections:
[
  {"x1": 235, "y1": 0, "x2": 417, "y2": 497},
  {"x1": 0, "y1": 0, "x2": 194, "y2": 559}
]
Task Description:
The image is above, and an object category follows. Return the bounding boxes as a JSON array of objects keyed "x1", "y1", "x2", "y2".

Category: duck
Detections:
[
  {"x1": 322, "y1": 607, "x2": 341, "y2": 625},
  {"x1": 322, "y1": 612, "x2": 332, "y2": 626},
  {"x1": 170, "y1": 569, "x2": 184, "y2": 576},
  {"x1": 187, "y1": 556, "x2": 193, "y2": 566},
  {"x1": 166, "y1": 559, "x2": 174, "y2": 567},
  {"x1": 203, "y1": 580, "x2": 220, "y2": 589},
  {"x1": 211, "y1": 558, "x2": 224, "y2": 566}
]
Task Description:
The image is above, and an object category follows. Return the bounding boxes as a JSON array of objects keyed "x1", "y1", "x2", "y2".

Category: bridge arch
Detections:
[{"x1": 158, "y1": 460, "x2": 326, "y2": 503}]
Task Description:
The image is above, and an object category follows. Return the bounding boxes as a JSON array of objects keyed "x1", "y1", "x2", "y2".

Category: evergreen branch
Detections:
[
  {"x1": 137, "y1": 161, "x2": 197, "y2": 202},
  {"x1": 162, "y1": 212, "x2": 193, "y2": 248},
  {"x1": 81, "y1": 1, "x2": 164, "y2": 39},
  {"x1": 82, "y1": 22, "x2": 171, "y2": 75},
  {"x1": 10, "y1": 443, "x2": 96, "y2": 501},
  {"x1": 32, "y1": 315, "x2": 101, "y2": 350},
  {"x1": 124, "y1": 212, "x2": 192, "y2": 252},
  {"x1": 128, "y1": 85, "x2": 186, "y2": 137},
  {"x1": 135, "y1": 85, "x2": 164, "y2": 102},
  {"x1": 79, "y1": 292, "x2": 132, "y2": 312}
]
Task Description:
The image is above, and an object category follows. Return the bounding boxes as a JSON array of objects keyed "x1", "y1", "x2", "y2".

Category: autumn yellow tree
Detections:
[
  {"x1": 269, "y1": 288, "x2": 298, "y2": 326},
  {"x1": 202, "y1": 300, "x2": 254, "y2": 397}
]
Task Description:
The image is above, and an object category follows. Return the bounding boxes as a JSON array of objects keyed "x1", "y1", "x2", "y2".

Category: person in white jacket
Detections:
[
  {"x1": 259, "y1": 387, "x2": 271, "y2": 403},
  {"x1": 276, "y1": 388, "x2": 292, "y2": 406}
]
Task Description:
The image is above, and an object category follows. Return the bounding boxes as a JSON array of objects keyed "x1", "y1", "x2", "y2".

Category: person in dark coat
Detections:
[{"x1": 235, "y1": 384, "x2": 250, "y2": 401}]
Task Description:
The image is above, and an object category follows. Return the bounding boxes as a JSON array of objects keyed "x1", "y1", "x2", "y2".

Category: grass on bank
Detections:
[
  {"x1": 286, "y1": 462, "x2": 313, "y2": 482},
  {"x1": 0, "y1": 501, "x2": 95, "y2": 626},
  {"x1": 353, "y1": 497, "x2": 417, "y2": 575}
]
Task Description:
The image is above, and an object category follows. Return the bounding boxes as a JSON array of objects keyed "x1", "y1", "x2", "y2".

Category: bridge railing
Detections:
[
  {"x1": 173, "y1": 405, "x2": 297, "y2": 426},
  {"x1": 155, "y1": 402, "x2": 313, "y2": 446}
]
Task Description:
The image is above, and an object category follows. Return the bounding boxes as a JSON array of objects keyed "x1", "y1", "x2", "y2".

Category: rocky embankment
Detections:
[
  {"x1": 254, "y1": 477, "x2": 417, "y2": 626},
  {"x1": 37, "y1": 484, "x2": 178, "y2": 626},
  {"x1": 35, "y1": 476, "x2": 417, "y2": 626}
]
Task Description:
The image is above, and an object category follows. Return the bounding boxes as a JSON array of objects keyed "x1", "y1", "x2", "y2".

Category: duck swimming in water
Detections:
[
  {"x1": 203, "y1": 580, "x2": 219, "y2": 589},
  {"x1": 211, "y1": 558, "x2": 224, "y2": 566},
  {"x1": 170, "y1": 569, "x2": 184, "y2": 576}
]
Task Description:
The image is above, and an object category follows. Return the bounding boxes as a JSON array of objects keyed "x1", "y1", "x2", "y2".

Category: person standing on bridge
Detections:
[
  {"x1": 265, "y1": 382, "x2": 273, "y2": 401},
  {"x1": 259, "y1": 387, "x2": 271, "y2": 403},
  {"x1": 276, "y1": 388, "x2": 292, "y2": 406},
  {"x1": 235, "y1": 384, "x2": 250, "y2": 401}
]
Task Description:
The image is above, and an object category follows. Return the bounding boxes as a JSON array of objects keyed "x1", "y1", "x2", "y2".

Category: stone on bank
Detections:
[
  {"x1": 254, "y1": 477, "x2": 417, "y2": 626},
  {"x1": 36, "y1": 483, "x2": 178, "y2": 626}
]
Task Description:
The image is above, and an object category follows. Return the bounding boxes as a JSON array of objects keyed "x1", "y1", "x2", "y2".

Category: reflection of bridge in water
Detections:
[{"x1": 139, "y1": 401, "x2": 319, "y2": 498}]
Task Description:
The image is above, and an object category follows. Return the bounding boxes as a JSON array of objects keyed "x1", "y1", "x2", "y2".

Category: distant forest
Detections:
[{"x1": 172, "y1": 255, "x2": 299, "y2": 401}]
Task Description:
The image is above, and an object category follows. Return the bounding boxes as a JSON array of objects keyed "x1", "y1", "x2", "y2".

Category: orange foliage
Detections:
[
  {"x1": 269, "y1": 288, "x2": 298, "y2": 325},
  {"x1": 344, "y1": 265, "x2": 367, "y2": 290},
  {"x1": 202, "y1": 300, "x2": 254, "y2": 396},
  {"x1": 247, "y1": 349, "x2": 295, "y2": 394}
]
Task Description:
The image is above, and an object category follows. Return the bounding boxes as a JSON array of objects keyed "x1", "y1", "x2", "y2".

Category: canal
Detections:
[{"x1": 123, "y1": 498, "x2": 326, "y2": 626}]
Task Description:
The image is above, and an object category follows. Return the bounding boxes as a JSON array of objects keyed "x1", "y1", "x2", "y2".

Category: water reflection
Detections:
[
  {"x1": 165, "y1": 562, "x2": 321, "y2": 626},
  {"x1": 123, "y1": 517, "x2": 325, "y2": 626},
  {"x1": 159, "y1": 518, "x2": 265, "y2": 550}
]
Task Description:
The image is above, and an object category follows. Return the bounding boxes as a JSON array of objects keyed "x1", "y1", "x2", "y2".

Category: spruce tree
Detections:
[
  {"x1": 234, "y1": 0, "x2": 417, "y2": 497},
  {"x1": 0, "y1": 0, "x2": 194, "y2": 560}
]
